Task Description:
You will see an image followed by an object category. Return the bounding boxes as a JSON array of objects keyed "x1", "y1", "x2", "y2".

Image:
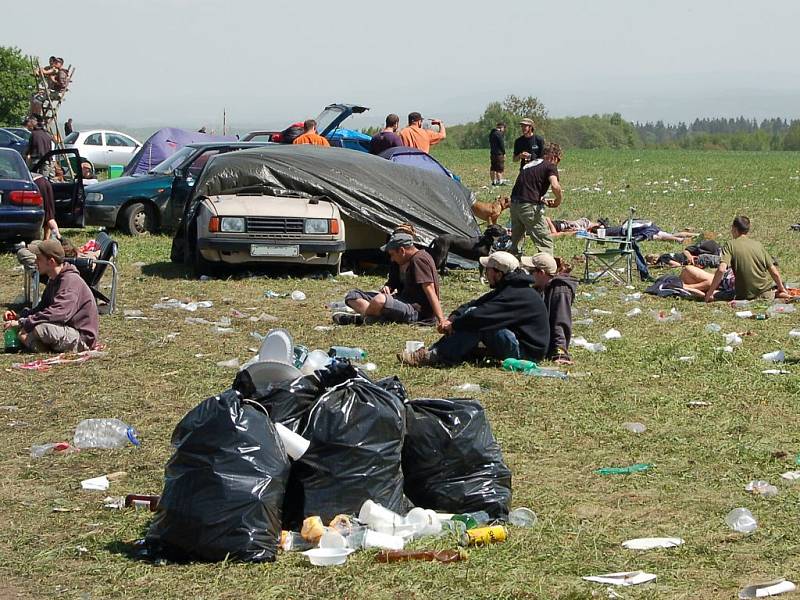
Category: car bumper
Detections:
[
  {"x1": 198, "y1": 238, "x2": 345, "y2": 265},
  {"x1": 0, "y1": 214, "x2": 43, "y2": 240},
  {"x1": 85, "y1": 204, "x2": 119, "y2": 227}
]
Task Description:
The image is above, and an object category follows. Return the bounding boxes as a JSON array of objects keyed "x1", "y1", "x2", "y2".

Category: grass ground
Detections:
[{"x1": 1, "y1": 148, "x2": 799, "y2": 599}]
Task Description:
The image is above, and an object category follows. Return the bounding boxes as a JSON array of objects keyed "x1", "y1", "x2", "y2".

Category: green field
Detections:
[{"x1": 1, "y1": 149, "x2": 799, "y2": 599}]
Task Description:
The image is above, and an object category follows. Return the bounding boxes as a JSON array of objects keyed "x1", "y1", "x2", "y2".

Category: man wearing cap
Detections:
[
  {"x1": 399, "y1": 112, "x2": 446, "y2": 153},
  {"x1": 335, "y1": 232, "x2": 444, "y2": 326},
  {"x1": 398, "y1": 251, "x2": 549, "y2": 366},
  {"x1": 522, "y1": 253, "x2": 577, "y2": 364},
  {"x1": 513, "y1": 118, "x2": 545, "y2": 169},
  {"x1": 3, "y1": 239, "x2": 98, "y2": 353}
]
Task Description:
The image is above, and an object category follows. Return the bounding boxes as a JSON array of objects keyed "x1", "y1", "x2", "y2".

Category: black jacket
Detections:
[
  {"x1": 542, "y1": 275, "x2": 578, "y2": 360},
  {"x1": 450, "y1": 270, "x2": 549, "y2": 360}
]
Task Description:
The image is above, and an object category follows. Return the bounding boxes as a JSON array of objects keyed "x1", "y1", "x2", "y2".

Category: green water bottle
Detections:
[
  {"x1": 4, "y1": 326, "x2": 21, "y2": 353},
  {"x1": 502, "y1": 358, "x2": 538, "y2": 372}
]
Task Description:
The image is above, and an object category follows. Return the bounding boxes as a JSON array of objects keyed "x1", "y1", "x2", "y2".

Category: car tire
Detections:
[
  {"x1": 192, "y1": 247, "x2": 217, "y2": 278},
  {"x1": 120, "y1": 202, "x2": 155, "y2": 235}
]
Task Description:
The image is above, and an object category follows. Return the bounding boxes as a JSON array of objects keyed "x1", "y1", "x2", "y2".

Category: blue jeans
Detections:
[{"x1": 430, "y1": 328, "x2": 521, "y2": 365}]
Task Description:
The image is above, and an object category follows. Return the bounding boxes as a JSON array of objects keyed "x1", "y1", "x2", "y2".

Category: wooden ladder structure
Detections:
[{"x1": 29, "y1": 58, "x2": 76, "y2": 149}]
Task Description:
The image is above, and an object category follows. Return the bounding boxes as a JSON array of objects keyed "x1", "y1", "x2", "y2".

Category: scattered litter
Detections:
[
  {"x1": 573, "y1": 337, "x2": 607, "y2": 352},
  {"x1": 216, "y1": 358, "x2": 240, "y2": 369},
  {"x1": 724, "y1": 332, "x2": 743, "y2": 347},
  {"x1": 625, "y1": 307, "x2": 642, "y2": 317},
  {"x1": 574, "y1": 318, "x2": 594, "y2": 326},
  {"x1": 595, "y1": 463, "x2": 651, "y2": 475},
  {"x1": 81, "y1": 475, "x2": 110, "y2": 491},
  {"x1": 0, "y1": 405, "x2": 19, "y2": 412},
  {"x1": 726, "y1": 507, "x2": 757, "y2": 533},
  {"x1": 30, "y1": 441, "x2": 76, "y2": 459},
  {"x1": 762, "y1": 369, "x2": 791, "y2": 375},
  {"x1": 687, "y1": 401, "x2": 711, "y2": 408},
  {"x1": 508, "y1": 507, "x2": 537, "y2": 527},
  {"x1": 356, "y1": 362, "x2": 378, "y2": 372},
  {"x1": 603, "y1": 328, "x2": 622, "y2": 340},
  {"x1": 591, "y1": 309, "x2": 612, "y2": 316},
  {"x1": 125, "y1": 494, "x2": 161, "y2": 511},
  {"x1": 338, "y1": 270, "x2": 357, "y2": 277},
  {"x1": 789, "y1": 329, "x2": 800, "y2": 339},
  {"x1": 152, "y1": 299, "x2": 213, "y2": 312},
  {"x1": 74, "y1": 418, "x2": 140, "y2": 449},
  {"x1": 291, "y1": 291, "x2": 307, "y2": 301},
  {"x1": 745, "y1": 480, "x2": 778, "y2": 497},
  {"x1": 185, "y1": 317, "x2": 213, "y2": 325},
  {"x1": 730, "y1": 300, "x2": 752, "y2": 308},
  {"x1": 762, "y1": 350, "x2": 785, "y2": 363},
  {"x1": 652, "y1": 308, "x2": 681, "y2": 322},
  {"x1": 302, "y1": 547, "x2": 355, "y2": 567},
  {"x1": 12, "y1": 350, "x2": 106, "y2": 372},
  {"x1": 780, "y1": 471, "x2": 800, "y2": 481},
  {"x1": 123, "y1": 309, "x2": 143, "y2": 317},
  {"x1": 736, "y1": 311, "x2": 754, "y2": 318},
  {"x1": 716, "y1": 345, "x2": 735, "y2": 353},
  {"x1": 582, "y1": 571, "x2": 657, "y2": 586},
  {"x1": 622, "y1": 422, "x2": 646, "y2": 434},
  {"x1": 453, "y1": 383, "x2": 481, "y2": 393},
  {"x1": 768, "y1": 304, "x2": 796, "y2": 315},
  {"x1": 738, "y1": 578, "x2": 796, "y2": 599},
  {"x1": 264, "y1": 291, "x2": 288, "y2": 298},
  {"x1": 622, "y1": 537, "x2": 683, "y2": 550},
  {"x1": 705, "y1": 323, "x2": 722, "y2": 333},
  {"x1": 103, "y1": 496, "x2": 125, "y2": 510},
  {"x1": 249, "y1": 313, "x2": 279, "y2": 323},
  {"x1": 314, "y1": 325, "x2": 334, "y2": 332},
  {"x1": 622, "y1": 293, "x2": 641, "y2": 302},
  {"x1": 210, "y1": 326, "x2": 234, "y2": 334},
  {"x1": 678, "y1": 356, "x2": 695, "y2": 362}
]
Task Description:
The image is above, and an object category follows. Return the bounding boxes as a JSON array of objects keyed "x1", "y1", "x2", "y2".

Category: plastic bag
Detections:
[
  {"x1": 145, "y1": 390, "x2": 289, "y2": 562},
  {"x1": 403, "y1": 398, "x2": 512, "y2": 519},
  {"x1": 296, "y1": 371, "x2": 407, "y2": 522}
]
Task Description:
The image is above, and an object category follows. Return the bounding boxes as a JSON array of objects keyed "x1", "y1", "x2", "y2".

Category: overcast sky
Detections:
[{"x1": 6, "y1": 0, "x2": 800, "y2": 130}]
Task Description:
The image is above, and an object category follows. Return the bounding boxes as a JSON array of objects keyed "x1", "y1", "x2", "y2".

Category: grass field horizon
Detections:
[{"x1": 1, "y1": 148, "x2": 798, "y2": 599}]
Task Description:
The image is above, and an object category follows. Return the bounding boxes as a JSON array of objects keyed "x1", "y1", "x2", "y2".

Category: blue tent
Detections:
[
  {"x1": 123, "y1": 128, "x2": 236, "y2": 176},
  {"x1": 378, "y1": 146, "x2": 459, "y2": 180}
]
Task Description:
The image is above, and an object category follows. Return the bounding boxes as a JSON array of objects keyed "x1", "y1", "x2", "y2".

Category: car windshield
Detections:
[
  {"x1": 149, "y1": 146, "x2": 196, "y2": 175},
  {"x1": 314, "y1": 106, "x2": 345, "y2": 135},
  {"x1": 64, "y1": 132, "x2": 79, "y2": 144},
  {"x1": 0, "y1": 152, "x2": 28, "y2": 180}
]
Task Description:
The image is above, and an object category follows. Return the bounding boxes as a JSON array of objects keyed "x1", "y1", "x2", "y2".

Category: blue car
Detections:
[
  {"x1": 0, "y1": 148, "x2": 43, "y2": 241},
  {"x1": 0, "y1": 128, "x2": 27, "y2": 155}
]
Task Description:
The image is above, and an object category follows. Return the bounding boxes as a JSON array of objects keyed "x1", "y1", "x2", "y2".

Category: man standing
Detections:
[
  {"x1": 510, "y1": 143, "x2": 563, "y2": 256},
  {"x1": 704, "y1": 216, "x2": 788, "y2": 302},
  {"x1": 513, "y1": 118, "x2": 545, "y2": 169},
  {"x1": 292, "y1": 120, "x2": 331, "y2": 147},
  {"x1": 336, "y1": 232, "x2": 444, "y2": 326},
  {"x1": 3, "y1": 239, "x2": 98, "y2": 353},
  {"x1": 24, "y1": 117, "x2": 53, "y2": 172},
  {"x1": 369, "y1": 114, "x2": 404, "y2": 154},
  {"x1": 64, "y1": 118, "x2": 73, "y2": 136},
  {"x1": 489, "y1": 122, "x2": 506, "y2": 185},
  {"x1": 398, "y1": 251, "x2": 549, "y2": 366},
  {"x1": 399, "y1": 112, "x2": 446, "y2": 153}
]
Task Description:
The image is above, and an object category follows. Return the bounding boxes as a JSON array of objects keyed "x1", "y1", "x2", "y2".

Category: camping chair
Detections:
[{"x1": 582, "y1": 207, "x2": 636, "y2": 285}]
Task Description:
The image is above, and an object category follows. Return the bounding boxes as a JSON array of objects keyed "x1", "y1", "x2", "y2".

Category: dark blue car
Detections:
[
  {"x1": 0, "y1": 148, "x2": 43, "y2": 241},
  {"x1": 0, "y1": 128, "x2": 27, "y2": 155}
]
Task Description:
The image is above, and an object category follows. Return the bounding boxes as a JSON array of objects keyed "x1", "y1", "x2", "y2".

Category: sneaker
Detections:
[
  {"x1": 12, "y1": 242, "x2": 26, "y2": 252},
  {"x1": 498, "y1": 179, "x2": 509, "y2": 185},
  {"x1": 396, "y1": 347, "x2": 434, "y2": 367},
  {"x1": 332, "y1": 312, "x2": 364, "y2": 326}
]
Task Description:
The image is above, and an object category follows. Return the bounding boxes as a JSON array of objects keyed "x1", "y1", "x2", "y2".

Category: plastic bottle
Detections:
[
  {"x1": 526, "y1": 368, "x2": 569, "y2": 380},
  {"x1": 328, "y1": 346, "x2": 367, "y2": 360},
  {"x1": 745, "y1": 480, "x2": 778, "y2": 497},
  {"x1": 725, "y1": 508, "x2": 757, "y2": 533},
  {"x1": 375, "y1": 549, "x2": 467, "y2": 563},
  {"x1": 4, "y1": 326, "x2": 21, "y2": 353},
  {"x1": 280, "y1": 530, "x2": 315, "y2": 552},
  {"x1": 502, "y1": 358, "x2": 538, "y2": 372},
  {"x1": 30, "y1": 441, "x2": 76, "y2": 458},
  {"x1": 508, "y1": 507, "x2": 537, "y2": 527},
  {"x1": 73, "y1": 419, "x2": 140, "y2": 449}
]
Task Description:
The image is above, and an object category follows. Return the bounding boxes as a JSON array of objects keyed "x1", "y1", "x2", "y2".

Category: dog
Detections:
[
  {"x1": 471, "y1": 196, "x2": 510, "y2": 225},
  {"x1": 428, "y1": 224, "x2": 508, "y2": 275}
]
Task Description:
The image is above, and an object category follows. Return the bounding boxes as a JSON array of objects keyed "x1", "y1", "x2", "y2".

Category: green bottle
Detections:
[
  {"x1": 502, "y1": 358, "x2": 538, "y2": 372},
  {"x1": 4, "y1": 326, "x2": 21, "y2": 353}
]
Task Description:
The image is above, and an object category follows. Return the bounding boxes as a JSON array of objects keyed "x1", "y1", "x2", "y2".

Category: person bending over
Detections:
[{"x1": 397, "y1": 251, "x2": 549, "y2": 366}]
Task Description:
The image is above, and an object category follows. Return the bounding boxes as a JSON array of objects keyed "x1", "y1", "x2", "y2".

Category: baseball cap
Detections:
[
  {"x1": 31, "y1": 239, "x2": 65, "y2": 262},
  {"x1": 519, "y1": 118, "x2": 535, "y2": 127},
  {"x1": 479, "y1": 251, "x2": 519, "y2": 274},
  {"x1": 521, "y1": 253, "x2": 557, "y2": 276},
  {"x1": 380, "y1": 232, "x2": 415, "y2": 252}
]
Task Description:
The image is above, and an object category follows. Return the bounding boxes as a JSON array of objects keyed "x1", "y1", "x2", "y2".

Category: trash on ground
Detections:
[
  {"x1": 762, "y1": 369, "x2": 791, "y2": 375},
  {"x1": 622, "y1": 537, "x2": 683, "y2": 550},
  {"x1": 623, "y1": 293, "x2": 642, "y2": 302},
  {"x1": 591, "y1": 309, "x2": 613, "y2": 315},
  {"x1": 595, "y1": 463, "x2": 651, "y2": 475},
  {"x1": 30, "y1": 441, "x2": 77, "y2": 458},
  {"x1": 582, "y1": 571, "x2": 657, "y2": 586},
  {"x1": 780, "y1": 471, "x2": 800, "y2": 481},
  {"x1": 302, "y1": 547, "x2": 355, "y2": 567},
  {"x1": 730, "y1": 300, "x2": 752, "y2": 308},
  {"x1": 81, "y1": 475, "x2": 110, "y2": 491},
  {"x1": 788, "y1": 329, "x2": 800, "y2": 338},
  {"x1": 405, "y1": 340, "x2": 424, "y2": 353},
  {"x1": 745, "y1": 480, "x2": 778, "y2": 497},
  {"x1": 762, "y1": 350, "x2": 785, "y2": 363},
  {"x1": 768, "y1": 304, "x2": 796, "y2": 315},
  {"x1": 736, "y1": 310, "x2": 754, "y2": 318},
  {"x1": 623, "y1": 422, "x2": 646, "y2": 434},
  {"x1": 705, "y1": 323, "x2": 722, "y2": 333},
  {"x1": 103, "y1": 496, "x2": 125, "y2": 509},
  {"x1": 264, "y1": 291, "x2": 288, "y2": 298},
  {"x1": 687, "y1": 401, "x2": 711, "y2": 408},
  {"x1": 716, "y1": 345, "x2": 735, "y2": 353},
  {"x1": 574, "y1": 318, "x2": 594, "y2": 326},
  {"x1": 74, "y1": 418, "x2": 140, "y2": 449},
  {"x1": 460, "y1": 525, "x2": 507, "y2": 546},
  {"x1": 152, "y1": 299, "x2": 213, "y2": 312},
  {"x1": 328, "y1": 346, "x2": 367, "y2": 360},
  {"x1": 291, "y1": 290, "x2": 307, "y2": 301},
  {"x1": 508, "y1": 507, "x2": 537, "y2": 527},
  {"x1": 12, "y1": 350, "x2": 107, "y2": 371},
  {"x1": 725, "y1": 332, "x2": 743, "y2": 346},
  {"x1": 313, "y1": 325, "x2": 334, "y2": 332},
  {"x1": 738, "y1": 578, "x2": 796, "y2": 599},
  {"x1": 726, "y1": 507, "x2": 758, "y2": 533},
  {"x1": 573, "y1": 337, "x2": 607, "y2": 352},
  {"x1": 125, "y1": 494, "x2": 161, "y2": 511},
  {"x1": 625, "y1": 307, "x2": 642, "y2": 317},
  {"x1": 274, "y1": 422, "x2": 310, "y2": 460},
  {"x1": 216, "y1": 358, "x2": 240, "y2": 369},
  {"x1": 375, "y1": 549, "x2": 467, "y2": 563},
  {"x1": 678, "y1": 355, "x2": 695, "y2": 362},
  {"x1": 338, "y1": 270, "x2": 357, "y2": 277},
  {"x1": 452, "y1": 383, "x2": 481, "y2": 393},
  {"x1": 603, "y1": 328, "x2": 622, "y2": 340},
  {"x1": 652, "y1": 308, "x2": 681, "y2": 322},
  {"x1": 250, "y1": 313, "x2": 279, "y2": 322},
  {"x1": 355, "y1": 362, "x2": 378, "y2": 372},
  {"x1": 210, "y1": 326, "x2": 234, "y2": 334}
]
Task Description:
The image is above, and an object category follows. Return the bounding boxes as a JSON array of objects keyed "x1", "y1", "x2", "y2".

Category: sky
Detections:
[{"x1": 6, "y1": 0, "x2": 800, "y2": 131}]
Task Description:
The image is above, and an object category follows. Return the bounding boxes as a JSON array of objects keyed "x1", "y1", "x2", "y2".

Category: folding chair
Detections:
[{"x1": 582, "y1": 207, "x2": 636, "y2": 285}]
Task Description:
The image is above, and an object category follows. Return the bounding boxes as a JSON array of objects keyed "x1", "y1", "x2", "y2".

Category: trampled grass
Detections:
[{"x1": 1, "y1": 149, "x2": 799, "y2": 599}]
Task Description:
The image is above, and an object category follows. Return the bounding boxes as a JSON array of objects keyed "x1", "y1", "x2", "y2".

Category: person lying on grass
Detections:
[
  {"x1": 397, "y1": 251, "x2": 549, "y2": 367},
  {"x1": 645, "y1": 238, "x2": 721, "y2": 268},
  {"x1": 590, "y1": 220, "x2": 696, "y2": 242}
]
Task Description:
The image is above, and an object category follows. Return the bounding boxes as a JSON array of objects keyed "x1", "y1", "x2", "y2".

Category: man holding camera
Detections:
[{"x1": 399, "y1": 112, "x2": 446, "y2": 153}]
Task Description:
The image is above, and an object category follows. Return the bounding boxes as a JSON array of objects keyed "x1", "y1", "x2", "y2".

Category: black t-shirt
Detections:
[
  {"x1": 489, "y1": 129, "x2": 505, "y2": 155},
  {"x1": 510, "y1": 160, "x2": 559, "y2": 204},
  {"x1": 27, "y1": 128, "x2": 52, "y2": 162},
  {"x1": 513, "y1": 134, "x2": 545, "y2": 167},
  {"x1": 386, "y1": 249, "x2": 440, "y2": 318}
]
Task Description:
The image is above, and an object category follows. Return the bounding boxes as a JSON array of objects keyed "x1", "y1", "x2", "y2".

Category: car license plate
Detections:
[{"x1": 250, "y1": 244, "x2": 299, "y2": 257}]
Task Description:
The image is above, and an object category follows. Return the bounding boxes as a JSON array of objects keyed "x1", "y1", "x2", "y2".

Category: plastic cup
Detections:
[
  {"x1": 318, "y1": 528, "x2": 347, "y2": 549},
  {"x1": 405, "y1": 340, "x2": 424, "y2": 353},
  {"x1": 359, "y1": 500, "x2": 405, "y2": 531},
  {"x1": 363, "y1": 529, "x2": 405, "y2": 550},
  {"x1": 274, "y1": 423, "x2": 310, "y2": 460},
  {"x1": 345, "y1": 525, "x2": 368, "y2": 549},
  {"x1": 597, "y1": 227, "x2": 606, "y2": 238}
]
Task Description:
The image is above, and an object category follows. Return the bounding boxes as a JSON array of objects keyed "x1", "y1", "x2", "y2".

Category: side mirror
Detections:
[{"x1": 173, "y1": 168, "x2": 184, "y2": 178}]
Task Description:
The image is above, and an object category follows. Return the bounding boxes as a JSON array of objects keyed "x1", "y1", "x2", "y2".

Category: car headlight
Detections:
[
  {"x1": 86, "y1": 192, "x2": 104, "y2": 203},
  {"x1": 220, "y1": 217, "x2": 246, "y2": 233},
  {"x1": 304, "y1": 218, "x2": 329, "y2": 234}
]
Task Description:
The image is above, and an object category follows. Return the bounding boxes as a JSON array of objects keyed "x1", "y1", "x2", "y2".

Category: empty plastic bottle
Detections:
[
  {"x1": 726, "y1": 508, "x2": 757, "y2": 533},
  {"x1": 328, "y1": 346, "x2": 367, "y2": 360},
  {"x1": 4, "y1": 326, "x2": 21, "y2": 353},
  {"x1": 73, "y1": 418, "x2": 140, "y2": 449},
  {"x1": 502, "y1": 358, "x2": 538, "y2": 372},
  {"x1": 508, "y1": 507, "x2": 537, "y2": 527}
]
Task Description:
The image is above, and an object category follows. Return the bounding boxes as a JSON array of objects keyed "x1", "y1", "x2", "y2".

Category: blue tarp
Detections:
[{"x1": 123, "y1": 128, "x2": 235, "y2": 176}]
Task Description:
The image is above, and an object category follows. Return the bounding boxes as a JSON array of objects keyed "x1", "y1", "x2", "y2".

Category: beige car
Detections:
[{"x1": 193, "y1": 191, "x2": 346, "y2": 274}]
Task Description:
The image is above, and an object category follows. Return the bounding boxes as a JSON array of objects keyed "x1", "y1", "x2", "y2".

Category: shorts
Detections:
[
  {"x1": 490, "y1": 154, "x2": 505, "y2": 172},
  {"x1": 344, "y1": 290, "x2": 420, "y2": 324}
]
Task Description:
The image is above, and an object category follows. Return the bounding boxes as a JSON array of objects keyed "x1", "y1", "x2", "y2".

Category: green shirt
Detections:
[{"x1": 720, "y1": 236, "x2": 774, "y2": 300}]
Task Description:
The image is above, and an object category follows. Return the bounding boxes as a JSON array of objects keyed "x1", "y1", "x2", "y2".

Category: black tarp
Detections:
[{"x1": 171, "y1": 145, "x2": 478, "y2": 262}]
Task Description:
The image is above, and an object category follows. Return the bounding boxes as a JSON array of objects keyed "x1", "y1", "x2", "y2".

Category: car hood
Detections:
[
  {"x1": 88, "y1": 173, "x2": 174, "y2": 195},
  {"x1": 204, "y1": 194, "x2": 337, "y2": 219}
]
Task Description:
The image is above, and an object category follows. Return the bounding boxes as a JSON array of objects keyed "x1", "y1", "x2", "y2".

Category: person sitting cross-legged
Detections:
[
  {"x1": 3, "y1": 239, "x2": 99, "y2": 353},
  {"x1": 397, "y1": 251, "x2": 550, "y2": 367}
]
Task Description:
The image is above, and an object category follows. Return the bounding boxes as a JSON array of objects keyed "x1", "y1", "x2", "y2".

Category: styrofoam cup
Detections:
[{"x1": 274, "y1": 422, "x2": 310, "y2": 460}]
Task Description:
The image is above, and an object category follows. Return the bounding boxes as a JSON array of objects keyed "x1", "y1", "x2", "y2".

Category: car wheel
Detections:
[
  {"x1": 120, "y1": 202, "x2": 155, "y2": 235},
  {"x1": 192, "y1": 246, "x2": 217, "y2": 278}
]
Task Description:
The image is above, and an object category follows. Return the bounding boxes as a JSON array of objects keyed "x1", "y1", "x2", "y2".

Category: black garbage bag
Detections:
[
  {"x1": 296, "y1": 373, "x2": 407, "y2": 522},
  {"x1": 374, "y1": 375, "x2": 409, "y2": 402},
  {"x1": 145, "y1": 390, "x2": 290, "y2": 562},
  {"x1": 234, "y1": 369, "x2": 320, "y2": 433},
  {"x1": 403, "y1": 398, "x2": 512, "y2": 519}
]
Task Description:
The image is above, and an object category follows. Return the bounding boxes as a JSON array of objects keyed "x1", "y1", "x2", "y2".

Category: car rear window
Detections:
[{"x1": 0, "y1": 153, "x2": 28, "y2": 180}]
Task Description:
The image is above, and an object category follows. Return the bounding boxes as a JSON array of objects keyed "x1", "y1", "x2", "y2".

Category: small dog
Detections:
[
  {"x1": 471, "y1": 196, "x2": 510, "y2": 225},
  {"x1": 428, "y1": 224, "x2": 508, "y2": 275}
]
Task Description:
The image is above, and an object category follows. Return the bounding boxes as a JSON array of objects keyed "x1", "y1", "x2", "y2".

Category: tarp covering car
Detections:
[
  {"x1": 123, "y1": 128, "x2": 236, "y2": 177},
  {"x1": 171, "y1": 144, "x2": 478, "y2": 261},
  {"x1": 379, "y1": 146, "x2": 458, "y2": 180}
]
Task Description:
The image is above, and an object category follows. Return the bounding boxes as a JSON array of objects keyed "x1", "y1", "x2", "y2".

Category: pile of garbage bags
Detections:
[{"x1": 145, "y1": 333, "x2": 512, "y2": 563}]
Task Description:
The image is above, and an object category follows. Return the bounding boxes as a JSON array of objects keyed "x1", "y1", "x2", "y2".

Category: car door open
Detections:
[{"x1": 33, "y1": 148, "x2": 85, "y2": 228}]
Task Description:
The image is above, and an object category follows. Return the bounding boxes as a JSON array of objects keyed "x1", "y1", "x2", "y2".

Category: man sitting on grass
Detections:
[
  {"x1": 335, "y1": 232, "x2": 445, "y2": 326},
  {"x1": 3, "y1": 239, "x2": 98, "y2": 353},
  {"x1": 397, "y1": 251, "x2": 549, "y2": 366}
]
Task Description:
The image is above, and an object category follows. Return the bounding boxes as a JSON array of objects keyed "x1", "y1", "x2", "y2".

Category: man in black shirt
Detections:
[
  {"x1": 24, "y1": 117, "x2": 53, "y2": 172},
  {"x1": 488, "y1": 122, "x2": 506, "y2": 185},
  {"x1": 509, "y1": 143, "x2": 563, "y2": 255},
  {"x1": 513, "y1": 118, "x2": 545, "y2": 169}
]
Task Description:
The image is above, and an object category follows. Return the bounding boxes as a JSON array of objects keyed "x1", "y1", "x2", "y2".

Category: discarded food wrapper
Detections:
[
  {"x1": 780, "y1": 471, "x2": 800, "y2": 481},
  {"x1": 313, "y1": 325, "x2": 334, "y2": 332},
  {"x1": 762, "y1": 369, "x2": 791, "y2": 375},
  {"x1": 716, "y1": 345, "x2": 735, "y2": 353},
  {"x1": 81, "y1": 475, "x2": 110, "y2": 491},
  {"x1": 762, "y1": 350, "x2": 785, "y2": 363},
  {"x1": 622, "y1": 537, "x2": 684, "y2": 550},
  {"x1": 726, "y1": 507, "x2": 758, "y2": 533},
  {"x1": 789, "y1": 329, "x2": 800, "y2": 339},
  {"x1": 591, "y1": 309, "x2": 612, "y2": 315},
  {"x1": 453, "y1": 383, "x2": 481, "y2": 393},
  {"x1": 603, "y1": 328, "x2": 622, "y2": 340},
  {"x1": 582, "y1": 571, "x2": 657, "y2": 586},
  {"x1": 338, "y1": 270, "x2": 357, "y2": 277},
  {"x1": 264, "y1": 291, "x2": 288, "y2": 298},
  {"x1": 724, "y1": 332, "x2": 743, "y2": 346},
  {"x1": 216, "y1": 358, "x2": 240, "y2": 369},
  {"x1": 745, "y1": 480, "x2": 778, "y2": 497},
  {"x1": 652, "y1": 308, "x2": 681, "y2": 322},
  {"x1": 625, "y1": 307, "x2": 642, "y2": 317},
  {"x1": 736, "y1": 310, "x2": 754, "y2": 318},
  {"x1": 687, "y1": 401, "x2": 711, "y2": 408},
  {"x1": 103, "y1": 496, "x2": 125, "y2": 509},
  {"x1": 574, "y1": 318, "x2": 594, "y2": 326},
  {"x1": 738, "y1": 578, "x2": 796, "y2": 599},
  {"x1": 301, "y1": 516, "x2": 325, "y2": 544},
  {"x1": 623, "y1": 292, "x2": 642, "y2": 302}
]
